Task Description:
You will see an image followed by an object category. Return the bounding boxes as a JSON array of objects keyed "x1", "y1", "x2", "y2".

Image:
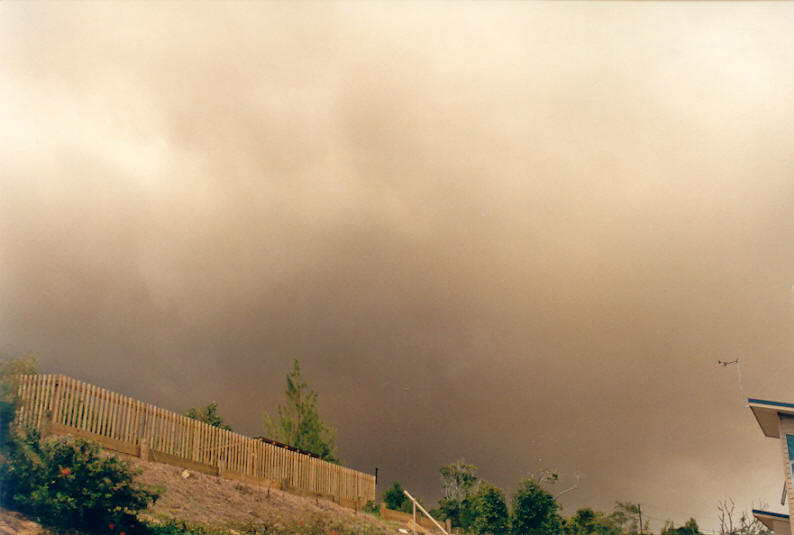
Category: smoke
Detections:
[{"x1": 2, "y1": 1, "x2": 794, "y2": 530}]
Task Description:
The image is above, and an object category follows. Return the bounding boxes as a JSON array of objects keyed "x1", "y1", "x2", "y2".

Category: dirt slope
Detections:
[
  {"x1": 128, "y1": 455, "x2": 404, "y2": 534},
  {"x1": 0, "y1": 508, "x2": 56, "y2": 535},
  {"x1": 0, "y1": 455, "x2": 410, "y2": 534}
]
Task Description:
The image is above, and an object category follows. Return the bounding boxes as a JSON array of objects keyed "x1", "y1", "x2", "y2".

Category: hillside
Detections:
[
  {"x1": 1, "y1": 453, "x2": 411, "y2": 535},
  {"x1": 0, "y1": 508, "x2": 57, "y2": 535},
  {"x1": 129, "y1": 455, "x2": 400, "y2": 534}
]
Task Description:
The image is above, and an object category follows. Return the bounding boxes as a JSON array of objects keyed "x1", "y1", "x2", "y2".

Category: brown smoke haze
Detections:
[{"x1": 3, "y1": 1, "x2": 794, "y2": 530}]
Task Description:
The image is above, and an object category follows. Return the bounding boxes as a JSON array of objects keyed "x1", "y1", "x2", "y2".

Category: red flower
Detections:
[
  {"x1": 60, "y1": 467, "x2": 71, "y2": 476},
  {"x1": 120, "y1": 532, "x2": 126, "y2": 535},
  {"x1": 108, "y1": 523, "x2": 115, "y2": 530}
]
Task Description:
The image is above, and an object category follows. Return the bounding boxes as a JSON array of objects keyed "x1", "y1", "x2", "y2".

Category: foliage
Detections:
[
  {"x1": 145, "y1": 518, "x2": 223, "y2": 535},
  {"x1": 436, "y1": 459, "x2": 481, "y2": 529},
  {"x1": 363, "y1": 499, "x2": 381, "y2": 516},
  {"x1": 611, "y1": 502, "x2": 645, "y2": 535},
  {"x1": 0, "y1": 355, "x2": 38, "y2": 381},
  {"x1": 0, "y1": 358, "x2": 156, "y2": 533},
  {"x1": 263, "y1": 360, "x2": 338, "y2": 463},
  {"x1": 0, "y1": 432, "x2": 158, "y2": 533},
  {"x1": 469, "y1": 481, "x2": 509, "y2": 535},
  {"x1": 563, "y1": 508, "x2": 624, "y2": 535},
  {"x1": 718, "y1": 500, "x2": 771, "y2": 535},
  {"x1": 510, "y1": 478, "x2": 562, "y2": 535},
  {"x1": 438, "y1": 497, "x2": 468, "y2": 528},
  {"x1": 0, "y1": 356, "x2": 38, "y2": 457},
  {"x1": 661, "y1": 518, "x2": 704, "y2": 535},
  {"x1": 440, "y1": 459, "x2": 480, "y2": 501},
  {"x1": 185, "y1": 401, "x2": 232, "y2": 431},
  {"x1": 225, "y1": 510, "x2": 391, "y2": 535},
  {"x1": 383, "y1": 481, "x2": 413, "y2": 512}
]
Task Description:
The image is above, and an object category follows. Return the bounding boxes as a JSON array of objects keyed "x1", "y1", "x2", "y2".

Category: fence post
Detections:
[
  {"x1": 139, "y1": 438, "x2": 150, "y2": 461},
  {"x1": 39, "y1": 408, "x2": 52, "y2": 438},
  {"x1": 51, "y1": 376, "x2": 62, "y2": 426}
]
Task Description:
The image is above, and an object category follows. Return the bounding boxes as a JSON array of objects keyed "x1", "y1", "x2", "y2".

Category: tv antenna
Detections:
[{"x1": 718, "y1": 358, "x2": 747, "y2": 407}]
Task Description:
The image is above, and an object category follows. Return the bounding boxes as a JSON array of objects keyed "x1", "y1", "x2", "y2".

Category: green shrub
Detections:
[
  {"x1": 469, "y1": 482, "x2": 509, "y2": 535},
  {"x1": 0, "y1": 431, "x2": 159, "y2": 533},
  {"x1": 510, "y1": 479, "x2": 562, "y2": 535},
  {"x1": 146, "y1": 519, "x2": 213, "y2": 535},
  {"x1": 363, "y1": 500, "x2": 380, "y2": 516},
  {"x1": 383, "y1": 481, "x2": 407, "y2": 511},
  {"x1": 0, "y1": 357, "x2": 38, "y2": 458}
]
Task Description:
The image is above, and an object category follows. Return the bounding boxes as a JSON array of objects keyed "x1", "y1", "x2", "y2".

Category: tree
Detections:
[
  {"x1": 262, "y1": 360, "x2": 338, "y2": 463},
  {"x1": 717, "y1": 499, "x2": 771, "y2": 535},
  {"x1": 185, "y1": 401, "x2": 232, "y2": 431},
  {"x1": 383, "y1": 481, "x2": 411, "y2": 511},
  {"x1": 441, "y1": 459, "x2": 480, "y2": 501},
  {"x1": 0, "y1": 356, "x2": 38, "y2": 456},
  {"x1": 511, "y1": 478, "x2": 562, "y2": 535},
  {"x1": 438, "y1": 459, "x2": 480, "y2": 528},
  {"x1": 439, "y1": 496, "x2": 468, "y2": 529},
  {"x1": 470, "y1": 481, "x2": 509, "y2": 535},
  {"x1": 612, "y1": 502, "x2": 647, "y2": 535},
  {"x1": 0, "y1": 357, "x2": 156, "y2": 534},
  {"x1": 0, "y1": 434, "x2": 158, "y2": 533},
  {"x1": 661, "y1": 518, "x2": 704, "y2": 535},
  {"x1": 564, "y1": 508, "x2": 624, "y2": 535}
]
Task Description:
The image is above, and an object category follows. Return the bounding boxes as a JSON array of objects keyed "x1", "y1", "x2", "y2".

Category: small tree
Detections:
[
  {"x1": 0, "y1": 357, "x2": 157, "y2": 533},
  {"x1": 439, "y1": 496, "x2": 468, "y2": 529},
  {"x1": 383, "y1": 481, "x2": 407, "y2": 511},
  {"x1": 511, "y1": 478, "x2": 562, "y2": 535},
  {"x1": 717, "y1": 499, "x2": 771, "y2": 535},
  {"x1": 661, "y1": 519, "x2": 704, "y2": 535},
  {"x1": 470, "y1": 481, "x2": 509, "y2": 535},
  {"x1": 185, "y1": 401, "x2": 232, "y2": 430},
  {"x1": 441, "y1": 459, "x2": 480, "y2": 500},
  {"x1": 564, "y1": 508, "x2": 623, "y2": 535},
  {"x1": 0, "y1": 434, "x2": 158, "y2": 533},
  {"x1": 263, "y1": 360, "x2": 338, "y2": 462},
  {"x1": 439, "y1": 459, "x2": 480, "y2": 528},
  {"x1": 0, "y1": 356, "x2": 38, "y2": 457},
  {"x1": 611, "y1": 502, "x2": 650, "y2": 535}
]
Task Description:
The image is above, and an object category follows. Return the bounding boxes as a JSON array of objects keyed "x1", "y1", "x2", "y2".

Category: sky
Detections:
[{"x1": 2, "y1": 1, "x2": 794, "y2": 532}]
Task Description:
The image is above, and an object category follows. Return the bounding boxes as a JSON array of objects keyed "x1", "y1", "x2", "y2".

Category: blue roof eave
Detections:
[
  {"x1": 752, "y1": 509, "x2": 790, "y2": 520},
  {"x1": 749, "y1": 398, "x2": 794, "y2": 410}
]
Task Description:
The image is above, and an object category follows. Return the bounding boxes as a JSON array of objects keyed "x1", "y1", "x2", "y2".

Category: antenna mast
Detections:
[{"x1": 718, "y1": 359, "x2": 746, "y2": 407}]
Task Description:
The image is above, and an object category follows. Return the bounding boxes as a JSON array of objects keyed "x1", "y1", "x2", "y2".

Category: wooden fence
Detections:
[{"x1": 14, "y1": 374, "x2": 375, "y2": 506}]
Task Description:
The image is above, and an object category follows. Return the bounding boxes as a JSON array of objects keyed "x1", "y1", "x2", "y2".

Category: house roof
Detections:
[
  {"x1": 752, "y1": 509, "x2": 790, "y2": 532},
  {"x1": 748, "y1": 398, "x2": 794, "y2": 438}
]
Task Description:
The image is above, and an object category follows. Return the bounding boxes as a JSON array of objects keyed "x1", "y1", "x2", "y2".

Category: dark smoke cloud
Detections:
[{"x1": 3, "y1": 2, "x2": 794, "y2": 530}]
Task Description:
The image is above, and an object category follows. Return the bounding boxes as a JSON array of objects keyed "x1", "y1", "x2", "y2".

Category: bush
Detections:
[
  {"x1": 0, "y1": 431, "x2": 159, "y2": 533},
  {"x1": 383, "y1": 481, "x2": 407, "y2": 511},
  {"x1": 510, "y1": 479, "x2": 562, "y2": 535},
  {"x1": 470, "y1": 482, "x2": 509, "y2": 535},
  {"x1": 0, "y1": 356, "x2": 38, "y2": 457},
  {"x1": 363, "y1": 500, "x2": 381, "y2": 516}
]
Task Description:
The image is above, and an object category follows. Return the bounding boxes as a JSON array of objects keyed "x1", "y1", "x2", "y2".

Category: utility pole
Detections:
[{"x1": 638, "y1": 504, "x2": 644, "y2": 535}]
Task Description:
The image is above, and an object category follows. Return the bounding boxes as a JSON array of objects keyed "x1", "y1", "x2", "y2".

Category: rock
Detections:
[{"x1": 181, "y1": 469, "x2": 191, "y2": 479}]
